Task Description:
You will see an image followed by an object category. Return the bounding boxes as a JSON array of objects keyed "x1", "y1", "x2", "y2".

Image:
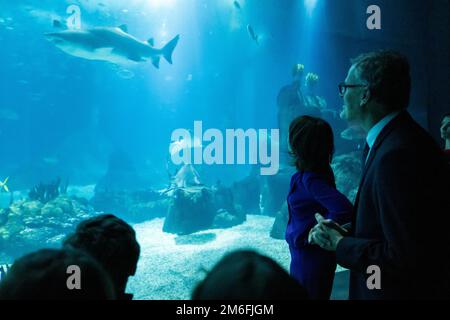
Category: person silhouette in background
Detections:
[
  {"x1": 63, "y1": 214, "x2": 140, "y2": 300},
  {"x1": 277, "y1": 64, "x2": 308, "y2": 166},
  {"x1": 286, "y1": 115, "x2": 353, "y2": 299},
  {"x1": 192, "y1": 250, "x2": 308, "y2": 300},
  {"x1": 0, "y1": 248, "x2": 115, "y2": 300},
  {"x1": 441, "y1": 113, "x2": 450, "y2": 163}
]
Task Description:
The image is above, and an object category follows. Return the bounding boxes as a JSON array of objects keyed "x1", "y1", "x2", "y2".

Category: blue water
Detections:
[
  {"x1": 0, "y1": 0, "x2": 357, "y2": 189},
  {"x1": 0, "y1": 0, "x2": 439, "y2": 299}
]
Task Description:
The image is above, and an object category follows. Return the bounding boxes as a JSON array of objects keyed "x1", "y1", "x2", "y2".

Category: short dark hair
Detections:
[
  {"x1": 192, "y1": 250, "x2": 308, "y2": 300},
  {"x1": 0, "y1": 248, "x2": 115, "y2": 300},
  {"x1": 289, "y1": 115, "x2": 335, "y2": 185},
  {"x1": 351, "y1": 50, "x2": 411, "y2": 111},
  {"x1": 63, "y1": 214, "x2": 140, "y2": 299}
]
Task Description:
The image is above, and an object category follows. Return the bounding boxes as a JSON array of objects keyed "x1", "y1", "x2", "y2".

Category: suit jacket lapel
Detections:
[
  {"x1": 360, "y1": 111, "x2": 407, "y2": 185},
  {"x1": 351, "y1": 111, "x2": 409, "y2": 231}
]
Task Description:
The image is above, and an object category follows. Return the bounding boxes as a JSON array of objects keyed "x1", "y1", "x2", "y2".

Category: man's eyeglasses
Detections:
[{"x1": 338, "y1": 83, "x2": 367, "y2": 96}]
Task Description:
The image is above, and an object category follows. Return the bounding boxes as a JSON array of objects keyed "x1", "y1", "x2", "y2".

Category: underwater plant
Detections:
[{"x1": 28, "y1": 178, "x2": 69, "y2": 204}]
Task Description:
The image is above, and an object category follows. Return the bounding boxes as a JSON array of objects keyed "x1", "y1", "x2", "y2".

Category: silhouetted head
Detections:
[
  {"x1": 192, "y1": 250, "x2": 308, "y2": 300},
  {"x1": 63, "y1": 214, "x2": 140, "y2": 300},
  {"x1": 289, "y1": 115, "x2": 335, "y2": 185},
  {"x1": 0, "y1": 248, "x2": 115, "y2": 300}
]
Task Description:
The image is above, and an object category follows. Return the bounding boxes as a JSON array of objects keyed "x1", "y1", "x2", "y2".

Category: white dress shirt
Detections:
[{"x1": 365, "y1": 111, "x2": 401, "y2": 162}]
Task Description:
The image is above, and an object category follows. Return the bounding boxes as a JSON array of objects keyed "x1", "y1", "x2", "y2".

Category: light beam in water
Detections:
[{"x1": 304, "y1": 0, "x2": 318, "y2": 16}]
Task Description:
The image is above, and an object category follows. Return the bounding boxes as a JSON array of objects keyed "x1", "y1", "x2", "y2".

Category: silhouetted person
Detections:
[
  {"x1": 63, "y1": 214, "x2": 140, "y2": 300},
  {"x1": 310, "y1": 50, "x2": 450, "y2": 299},
  {"x1": 192, "y1": 250, "x2": 308, "y2": 300},
  {"x1": 287, "y1": 115, "x2": 353, "y2": 299},
  {"x1": 0, "y1": 248, "x2": 115, "y2": 300}
]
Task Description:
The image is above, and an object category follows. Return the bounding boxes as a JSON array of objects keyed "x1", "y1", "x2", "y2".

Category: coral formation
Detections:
[
  {"x1": 0, "y1": 194, "x2": 96, "y2": 259},
  {"x1": 28, "y1": 178, "x2": 68, "y2": 204}
]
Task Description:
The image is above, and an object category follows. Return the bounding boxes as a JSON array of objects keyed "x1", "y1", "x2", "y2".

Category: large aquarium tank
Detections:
[{"x1": 0, "y1": 0, "x2": 448, "y2": 300}]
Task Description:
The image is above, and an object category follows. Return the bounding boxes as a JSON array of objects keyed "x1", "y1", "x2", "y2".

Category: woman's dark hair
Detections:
[{"x1": 289, "y1": 115, "x2": 335, "y2": 185}]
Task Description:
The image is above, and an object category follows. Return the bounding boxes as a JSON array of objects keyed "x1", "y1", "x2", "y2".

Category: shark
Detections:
[{"x1": 45, "y1": 22, "x2": 179, "y2": 68}]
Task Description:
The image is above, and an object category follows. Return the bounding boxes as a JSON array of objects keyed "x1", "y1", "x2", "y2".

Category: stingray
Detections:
[{"x1": 161, "y1": 164, "x2": 203, "y2": 196}]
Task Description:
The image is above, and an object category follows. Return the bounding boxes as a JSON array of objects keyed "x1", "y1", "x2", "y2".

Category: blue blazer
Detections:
[{"x1": 286, "y1": 171, "x2": 353, "y2": 248}]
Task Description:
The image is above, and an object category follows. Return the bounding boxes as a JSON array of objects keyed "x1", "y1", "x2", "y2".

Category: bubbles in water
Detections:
[{"x1": 116, "y1": 68, "x2": 135, "y2": 79}]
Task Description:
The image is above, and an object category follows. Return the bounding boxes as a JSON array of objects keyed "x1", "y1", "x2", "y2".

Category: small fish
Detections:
[
  {"x1": 247, "y1": 24, "x2": 259, "y2": 44},
  {"x1": 0, "y1": 177, "x2": 10, "y2": 193},
  {"x1": 233, "y1": 1, "x2": 241, "y2": 10}
]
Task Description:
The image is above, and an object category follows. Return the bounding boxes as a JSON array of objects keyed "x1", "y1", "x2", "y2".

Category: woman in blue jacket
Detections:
[{"x1": 286, "y1": 115, "x2": 353, "y2": 299}]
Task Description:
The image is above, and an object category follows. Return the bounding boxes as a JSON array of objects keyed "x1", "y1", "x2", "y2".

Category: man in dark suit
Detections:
[{"x1": 309, "y1": 51, "x2": 450, "y2": 299}]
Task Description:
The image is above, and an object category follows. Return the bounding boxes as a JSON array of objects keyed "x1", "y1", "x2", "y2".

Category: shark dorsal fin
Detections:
[
  {"x1": 118, "y1": 24, "x2": 128, "y2": 33},
  {"x1": 147, "y1": 38, "x2": 155, "y2": 46}
]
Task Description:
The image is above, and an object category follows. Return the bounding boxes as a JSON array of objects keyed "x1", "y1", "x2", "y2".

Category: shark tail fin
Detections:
[
  {"x1": 151, "y1": 56, "x2": 160, "y2": 69},
  {"x1": 161, "y1": 35, "x2": 180, "y2": 64}
]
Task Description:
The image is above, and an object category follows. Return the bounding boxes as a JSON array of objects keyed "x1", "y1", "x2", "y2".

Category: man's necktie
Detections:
[{"x1": 362, "y1": 143, "x2": 370, "y2": 170}]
